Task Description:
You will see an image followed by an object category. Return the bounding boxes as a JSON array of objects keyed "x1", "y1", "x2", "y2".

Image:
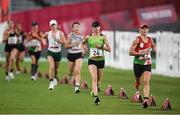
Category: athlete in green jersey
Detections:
[{"x1": 83, "y1": 21, "x2": 111, "y2": 105}]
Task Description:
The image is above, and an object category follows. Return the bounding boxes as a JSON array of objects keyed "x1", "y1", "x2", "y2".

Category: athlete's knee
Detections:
[
  {"x1": 9, "y1": 56, "x2": 14, "y2": 61},
  {"x1": 144, "y1": 80, "x2": 149, "y2": 86},
  {"x1": 92, "y1": 77, "x2": 97, "y2": 83}
]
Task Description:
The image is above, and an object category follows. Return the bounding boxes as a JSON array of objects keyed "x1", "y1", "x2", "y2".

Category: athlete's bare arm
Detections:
[
  {"x1": 2, "y1": 30, "x2": 9, "y2": 43},
  {"x1": 81, "y1": 35, "x2": 88, "y2": 54},
  {"x1": 150, "y1": 38, "x2": 157, "y2": 53},
  {"x1": 82, "y1": 35, "x2": 89, "y2": 45},
  {"x1": 102, "y1": 35, "x2": 111, "y2": 52},
  {"x1": 59, "y1": 31, "x2": 66, "y2": 45}
]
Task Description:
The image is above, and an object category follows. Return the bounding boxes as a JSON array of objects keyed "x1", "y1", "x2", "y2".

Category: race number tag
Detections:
[
  {"x1": 139, "y1": 49, "x2": 151, "y2": 60},
  {"x1": 72, "y1": 44, "x2": 81, "y2": 50},
  {"x1": 8, "y1": 36, "x2": 17, "y2": 44},
  {"x1": 139, "y1": 53, "x2": 151, "y2": 60},
  {"x1": 29, "y1": 40, "x2": 39, "y2": 47},
  {"x1": 90, "y1": 48, "x2": 103, "y2": 58},
  {"x1": 28, "y1": 39, "x2": 41, "y2": 52},
  {"x1": 49, "y1": 39, "x2": 59, "y2": 48}
]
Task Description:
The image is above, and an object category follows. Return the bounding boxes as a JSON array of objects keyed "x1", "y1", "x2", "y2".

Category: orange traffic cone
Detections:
[
  {"x1": 148, "y1": 95, "x2": 156, "y2": 106},
  {"x1": 60, "y1": 75, "x2": 69, "y2": 84},
  {"x1": 161, "y1": 98, "x2": 172, "y2": 111},
  {"x1": 104, "y1": 85, "x2": 114, "y2": 96},
  {"x1": 131, "y1": 91, "x2": 143, "y2": 103},
  {"x1": 119, "y1": 88, "x2": 128, "y2": 99},
  {"x1": 81, "y1": 80, "x2": 88, "y2": 89}
]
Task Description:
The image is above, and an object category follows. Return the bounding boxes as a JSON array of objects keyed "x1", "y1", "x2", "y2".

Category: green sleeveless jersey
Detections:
[{"x1": 88, "y1": 35, "x2": 105, "y2": 61}]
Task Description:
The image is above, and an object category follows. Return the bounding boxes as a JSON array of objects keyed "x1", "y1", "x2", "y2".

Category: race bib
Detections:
[
  {"x1": 139, "y1": 53, "x2": 151, "y2": 60},
  {"x1": 28, "y1": 40, "x2": 40, "y2": 47},
  {"x1": 139, "y1": 49, "x2": 151, "y2": 60},
  {"x1": 49, "y1": 39, "x2": 59, "y2": 48},
  {"x1": 90, "y1": 48, "x2": 103, "y2": 58},
  {"x1": 72, "y1": 44, "x2": 81, "y2": 50},
  {"x1": 28, "y1": 39, "x2": 41, "y2": 52},
  {"x1": 8, "y1": 36, "x2": 17, "y2": 44}
]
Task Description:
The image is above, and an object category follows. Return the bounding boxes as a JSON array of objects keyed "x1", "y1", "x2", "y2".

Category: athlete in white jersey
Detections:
[
  {"x1": 46, "y1": 19, "x2": 65, "y2": 90},
  {"x1": 3, "y1": 20, "x2": 18, "y2": 81},
  {"x1": 65, "y1": 22, "x2": 86, "y2": 93}
]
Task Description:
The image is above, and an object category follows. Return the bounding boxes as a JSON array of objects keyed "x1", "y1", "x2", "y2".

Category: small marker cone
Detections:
[
  {"x1": 104, "y1": 85, "x2": 114, "y2": 96},
  {"x1": 81, "y1": 80, "x2": 88, "y2": 89},
  {"x1": 119, "y1": 88, "x2": 128, "y2": 99},
  {"x1": 131, "y1": 91, "x2": 143, "y2": 103},
  {"x1": 161, "y1": 98, "x2": 172, "y2": 111}
]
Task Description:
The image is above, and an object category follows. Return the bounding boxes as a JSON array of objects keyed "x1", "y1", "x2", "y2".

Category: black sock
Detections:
[
  {"x1": 10, "y1": 69, "x2": 13, "y2": 72},
  {"x1": 31, "y1": 64, "x2": 36, "y2": 76},
  {"x1": 35, "y1": 64, "x2": 38, "y2": 73},
  {"x1": 49, "y1": 79, "x2": 53, "y2": 81}
]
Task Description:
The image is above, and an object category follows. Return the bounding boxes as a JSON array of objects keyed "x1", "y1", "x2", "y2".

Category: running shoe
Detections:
[{"x1": 94, "y1": 96, "x2": 100, "y2": 105}]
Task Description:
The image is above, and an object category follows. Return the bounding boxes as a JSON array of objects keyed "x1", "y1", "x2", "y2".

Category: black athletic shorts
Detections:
[
  {"x1": 28, "y1": 51, "x2": 41, "y2": 61},
  {"x1": 67, "y1": 52, "x2": 82, "y2": 62},
  {"x1": 46, "y1": 50, "x2": 61, "y2": 62},
  {"x1": 88, "y1": 59, "x2": 105, "y2": 69},
  {"x1": 17, "y1": 44, "x2": 25, "y2": 52},
  {"x1": 133, "y1": 64, "x2": 151, "y2": 78},
  {"x1": 4, "y1": 44, "x2": 18, "y2": 53}
]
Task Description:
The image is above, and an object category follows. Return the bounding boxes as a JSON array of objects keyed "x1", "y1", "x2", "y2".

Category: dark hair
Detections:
[
  {"x1": 139, "y1": 24, "x2": 149, "y2": 29},
  {"x1": 92, "y1": 21, "x2": 100, "y2": 27},
  {"x1": 32, "y1": 21, "x2": 38, "y2": 26},
  {"x1": 72, "y1": 22, "x2": 80, "y2": 27}
]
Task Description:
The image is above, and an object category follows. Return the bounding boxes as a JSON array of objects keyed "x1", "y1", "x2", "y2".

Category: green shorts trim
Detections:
[{"x1": 46, "y1": 50, "x2": 61, "y2": 62}]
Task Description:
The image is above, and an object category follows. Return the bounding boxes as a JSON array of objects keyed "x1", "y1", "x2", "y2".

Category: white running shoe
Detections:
[
  {"x1": 5, "y1": 75, "x2": 10, "y2": 81},
  {"x1": 8, "y1": 72, "x2": 14, "y2": 79},
  {"x1": 48, "y1": 81, "x2": 54, "y2": 90},
  {"x1": 31, "y1": 76, "x2": 36, "y2": 81},
  {"x1": 53, "y1": 78, "x2": 58, "y2": 86},
  {"x1": 74, "y1": 86, "x2": 80, "y2": 93}
]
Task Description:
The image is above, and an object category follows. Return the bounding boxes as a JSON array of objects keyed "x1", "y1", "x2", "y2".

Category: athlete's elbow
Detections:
[{"x1": 108, "y1": 47, "x2": 111, "y2": 52}]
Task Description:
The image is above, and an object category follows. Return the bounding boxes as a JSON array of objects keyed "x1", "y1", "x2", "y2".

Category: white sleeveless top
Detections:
[
  {"x1": 47, "y1": 30, "x2": 61, "y2": 52},
  {"x1": 68, "y1": 33, "x2": 83, "y2": 54}
]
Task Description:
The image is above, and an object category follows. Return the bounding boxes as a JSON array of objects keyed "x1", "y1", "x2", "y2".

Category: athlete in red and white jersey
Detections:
[
  {"x1": 26, "y1": 21, "x2": 45, "y2": 80},
  {"x1": 129, "y1": 24, "x2": 157, "y2": 108}
]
